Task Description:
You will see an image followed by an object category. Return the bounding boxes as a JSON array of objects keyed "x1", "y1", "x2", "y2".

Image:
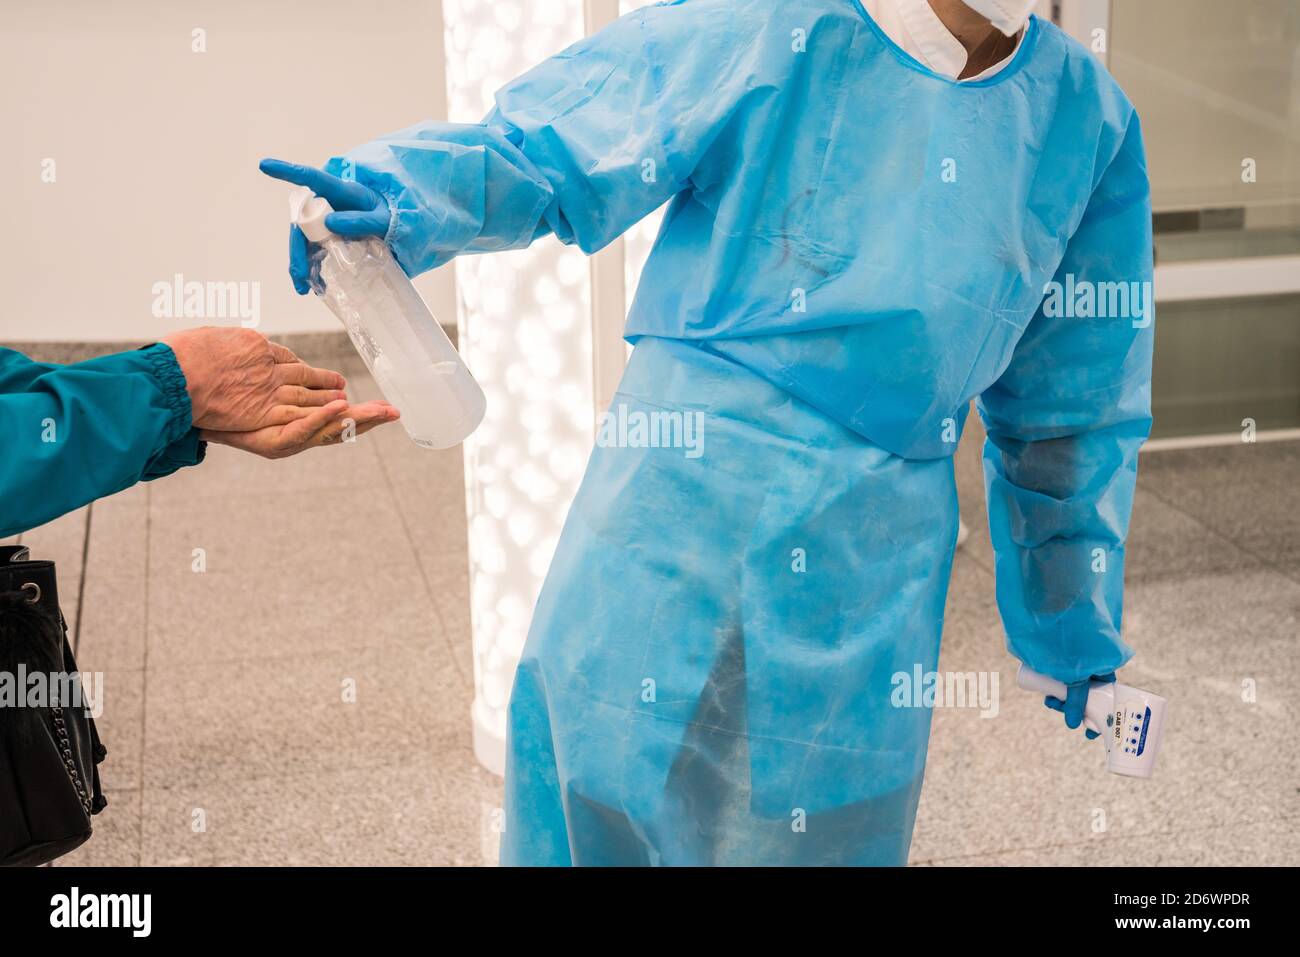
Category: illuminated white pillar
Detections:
[{"x1": 446, "y1": 0, "x2": 631, "y2": 775}]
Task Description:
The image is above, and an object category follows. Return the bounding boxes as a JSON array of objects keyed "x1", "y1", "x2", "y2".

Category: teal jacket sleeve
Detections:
[
  {"x1": 0, "y1": 343, "x2": 206, "y2": 538},
  {"x1": 323, "y1": 0, "x2": 751, "y2": 275},
  {"x1": 976, "y1": 113, "x2": 1155, "y2": 685}
]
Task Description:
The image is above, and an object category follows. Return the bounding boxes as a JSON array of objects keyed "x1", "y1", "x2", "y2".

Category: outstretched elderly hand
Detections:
[
  {"x1": 161, "y1": 326, "x2": 398, "y2": 457},
  {"x1": 201, "y1": 398, "x2": 398, "y2": 459},
  {"x1": 163, "y1": 326, "x2": 346, "y2": 431}
]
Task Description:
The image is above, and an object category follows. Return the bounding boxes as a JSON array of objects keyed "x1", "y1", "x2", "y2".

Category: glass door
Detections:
[{"x1": 1105, "y1": 0, "x2": 1300, "y2": 440}]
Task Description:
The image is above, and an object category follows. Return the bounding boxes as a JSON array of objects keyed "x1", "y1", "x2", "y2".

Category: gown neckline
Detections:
[{"x1": 847, "y1": 0, "x2": 1041, "y2": 88}]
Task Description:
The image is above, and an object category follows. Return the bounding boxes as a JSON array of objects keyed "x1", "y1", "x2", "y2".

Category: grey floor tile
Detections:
[
  {"x1": 74, "y1": 495, "x2": 149, "y2": 671},
  {"x1": 935, "y1": 555, "x2": 1004, "y2": 676},
  {"x1": 387, "y1": 490, "x2": 473, "y2": 683},
  {"x1": 141, "y1": 643, "x2": 469, "y2": 790},
  {"x1": 93, "y1": 669, "x2": 146, "y2": 794},
  {"x1": 76, "y1": 573, "x2": 148, "y2": 673},
  {"x1": 145, "y1": 567, "x2": 445, "y2": 668},
  {"x1": 147, "y1": 483, "x2": 408, "y2": 576},
  {"x1": 52, "y1": 791, "x2": 142, "y2": 867},
  {"x1": 1140, "y1": 440, "x2": 1300, "y2": 500},
  {"x1": 145, "y1": 487, "x2": 443, "y2": 668},
  {"x1": 953, "y1": 413, "x2": 988, "y2": 533},
  {"x1": 374, "y1": 435, "x2": 467, "y2": 502},
  {"x1": 369, "y1": 406, "x2": 476, "y2": 683},
  {"x1": 422, "y1": 550, "x2": 474, "y2": 684},
  {"x1": 1125, "y1": 489, "x2": 1266, "y2": 584},
  {"x1": 15, "y1": 506, "x2": 89, "y2": 630},
  {"x1": 140, "y1": 760, "x2": 502, "y2": 866},
  {"x1": 925, "y1": 817, "x2": 1300, "y2": 866},
  {"x1": 910, "y1": 671, "x2": 1300, "y2": 863},
  {"x1": 150, "y1": 430, "x2": 388, "y2": 507},
  {"x1": 1119, "y1": 569, "x2": 1299, "y2": 682},
  {"x1": 1139, "y1": 441, "x2": 1300, "y2": 578},
  {"x1": 953, "y1": 415, "x2": 996, "y2": 576}
]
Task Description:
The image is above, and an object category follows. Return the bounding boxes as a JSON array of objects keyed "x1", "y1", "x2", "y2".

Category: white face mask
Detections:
[{"x1": 960, "y1": 0, "x2": 1037, "y2": 37}]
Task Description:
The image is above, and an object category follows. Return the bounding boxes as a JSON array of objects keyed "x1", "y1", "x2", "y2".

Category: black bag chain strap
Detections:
[{"x1": 50, "y1": 704, "x2": 93, "y2": 816}]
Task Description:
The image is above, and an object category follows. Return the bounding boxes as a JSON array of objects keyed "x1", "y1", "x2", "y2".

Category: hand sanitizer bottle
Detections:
[{"x1": 289, "y1": 187, "x2": 485, "y2": 449}]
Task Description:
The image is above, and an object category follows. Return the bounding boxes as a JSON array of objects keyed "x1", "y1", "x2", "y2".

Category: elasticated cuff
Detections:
[
  {"x1": 140, "y1": 342, "x2": 194, "y2": 446},
  {"x1": 143, "y1": 428, "x2": 207, "y2": 481}
]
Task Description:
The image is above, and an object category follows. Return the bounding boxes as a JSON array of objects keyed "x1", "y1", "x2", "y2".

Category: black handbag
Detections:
[{"x1": 0, "y1": 545, "x2": 108, "y2": 866}]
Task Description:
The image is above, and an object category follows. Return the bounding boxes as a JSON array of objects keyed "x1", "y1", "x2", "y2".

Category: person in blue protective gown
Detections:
[{"x1": 262, "y1": 0, "x2": 1154, "y2": 865}]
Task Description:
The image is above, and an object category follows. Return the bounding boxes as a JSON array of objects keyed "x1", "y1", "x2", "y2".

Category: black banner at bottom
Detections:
[{"x1": 0, "y1": 865, "x2": 1277, "y2": 941}]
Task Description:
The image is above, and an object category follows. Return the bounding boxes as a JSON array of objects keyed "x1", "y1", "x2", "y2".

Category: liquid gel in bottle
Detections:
[{"x1": 289, "y1": 187, "x2": 485, "y2": 449}]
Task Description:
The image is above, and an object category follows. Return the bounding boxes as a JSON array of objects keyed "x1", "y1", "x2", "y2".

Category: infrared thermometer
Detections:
[{"x1": 1017, "y1": 665, "x2": 1168, "y2": 779}]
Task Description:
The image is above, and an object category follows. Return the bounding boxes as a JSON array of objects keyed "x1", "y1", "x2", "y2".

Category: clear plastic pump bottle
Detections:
[{"x1": 289, "y1": 187, "x2": 485, "y2": 449}]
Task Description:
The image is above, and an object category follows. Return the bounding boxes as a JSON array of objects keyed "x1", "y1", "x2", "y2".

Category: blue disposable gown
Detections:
[
  {"x1": 326, "y1": 0, "x2": 1154, "y2": 864},
  {"x1": 0, "y1": 345, "x2": 204, "y2": 538}
]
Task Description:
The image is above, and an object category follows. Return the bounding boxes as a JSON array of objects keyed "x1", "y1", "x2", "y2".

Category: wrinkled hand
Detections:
[
  {"x1": 1045, "y1": 673, "x2": 1116, "y2": 740},
  {"x1": 200, "y1": 399, "x2": 399, "y2": 460},
  {"x1": 162, "y1": 327, "x2": 347, "y2": 432}
]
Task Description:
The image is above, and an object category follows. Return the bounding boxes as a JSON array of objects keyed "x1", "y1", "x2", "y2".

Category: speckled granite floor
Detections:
[{"x1": 6, "y1": 351, "x2": 1297, "y2": 866}]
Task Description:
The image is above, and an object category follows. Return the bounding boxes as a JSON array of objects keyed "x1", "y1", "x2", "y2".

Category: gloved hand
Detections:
[
  {"x1": 1044, "y1": 673, "x2": 1116, "y2": 740},
  {"x1": 258, "y1": 158, "x2": 391, "y2": 295}
]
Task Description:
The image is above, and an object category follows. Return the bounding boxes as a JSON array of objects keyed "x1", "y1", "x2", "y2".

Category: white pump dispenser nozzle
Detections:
[{"x1": 289, "y1": 189, "x2": 334, "y2": 243}]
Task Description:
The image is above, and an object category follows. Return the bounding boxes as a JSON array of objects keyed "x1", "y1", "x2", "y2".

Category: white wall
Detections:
[{"x1": 0, "y1": 0, "x2": 456, "y2": 342}]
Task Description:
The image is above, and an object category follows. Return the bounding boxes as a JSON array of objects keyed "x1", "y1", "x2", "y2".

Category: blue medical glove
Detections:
[
  {"x1": 1044, "y1": 673, "x2": 1116, "y2": 739},
  {"x1": 258, "y1": 158, "x2": 391, "y2": 294}
]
